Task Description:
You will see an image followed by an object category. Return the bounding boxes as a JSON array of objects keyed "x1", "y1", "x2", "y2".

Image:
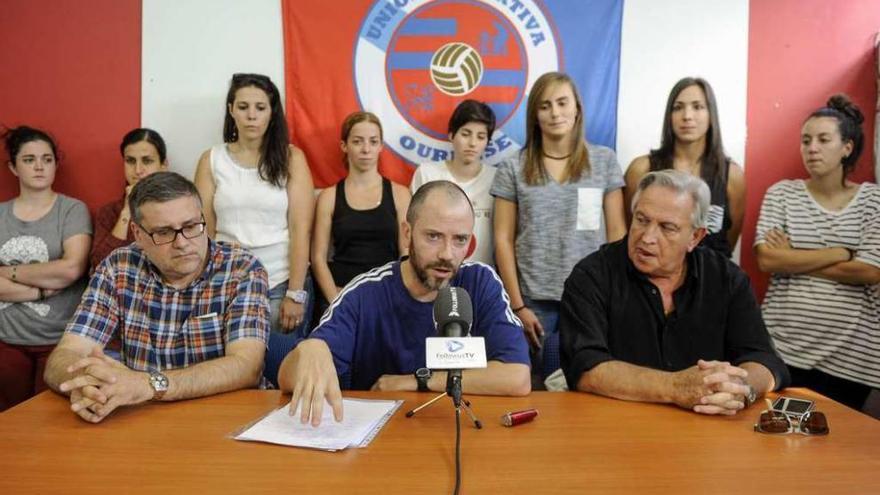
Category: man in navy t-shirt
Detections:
[{"x1": 279, "y1": 181, "x2": 530, "y2": 425}]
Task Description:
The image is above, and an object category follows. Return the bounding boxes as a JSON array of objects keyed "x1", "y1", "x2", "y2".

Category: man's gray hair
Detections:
[
  {"x1": 631, "y1": 170, "x2": 710, "y2": 229},
  {"x1": 128, "y1": 171, "x2": 203, "y2": 224}
]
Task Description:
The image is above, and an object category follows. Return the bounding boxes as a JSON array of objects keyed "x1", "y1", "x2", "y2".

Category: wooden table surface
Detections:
[{"x1": 1, "y1": 388, "x2": 877, "y2": 494}]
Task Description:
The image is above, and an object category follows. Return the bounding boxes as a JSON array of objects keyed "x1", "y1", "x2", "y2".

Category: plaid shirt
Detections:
[{"x1": 66, "y1": 239, "x2": 269, "y2": 371}]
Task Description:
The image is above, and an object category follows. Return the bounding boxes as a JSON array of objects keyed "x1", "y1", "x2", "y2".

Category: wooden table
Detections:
[{"x1": 1, "y1": 388, "x2": 877, "y2": 494}]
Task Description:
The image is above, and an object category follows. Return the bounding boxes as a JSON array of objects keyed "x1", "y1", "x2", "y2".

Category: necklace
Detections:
[{"x1": 542, "y1": 151, "x2": 571, "y2": 160}]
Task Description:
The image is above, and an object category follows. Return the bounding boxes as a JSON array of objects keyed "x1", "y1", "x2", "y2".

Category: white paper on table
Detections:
[{"x1": 234, "y1": 398, "x2": 402, "y2": 451}]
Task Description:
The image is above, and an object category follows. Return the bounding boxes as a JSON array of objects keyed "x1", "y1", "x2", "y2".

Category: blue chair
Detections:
[
  {"x1": 262, "y1": 330, "x2": 352, "y2": 390},
  {"x1": 262, "y1": 330, "x2": 304, "y2": 388}
]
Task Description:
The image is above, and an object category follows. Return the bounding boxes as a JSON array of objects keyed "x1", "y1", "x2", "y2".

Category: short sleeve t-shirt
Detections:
[
  {"x1": 309, "y1": 260, "x2": 529, "y2": 390},
  {"x1": 65, "y1": 240, "x2": 270, "y2": 371},
  {"x1": 0, "y1": 194, "x2": 92, "y2": 345},
  {"x1": 490, "y1": 144, "x2": 625, "y2": 301},
  {"x1": 755, "y1": 179, "x2": 880, "y2": 388},
  {"x1": 411, "y1": 161, "x2": 497, "y2": 265}
]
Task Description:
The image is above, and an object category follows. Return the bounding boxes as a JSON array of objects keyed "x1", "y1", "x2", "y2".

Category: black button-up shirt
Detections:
[{"x1": 560, "y1": 238, "x2": 789, "y2": 390}]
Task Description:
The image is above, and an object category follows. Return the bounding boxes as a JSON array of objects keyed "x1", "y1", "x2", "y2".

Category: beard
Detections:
[{"x1": 409, "y1": 243, "x2": 458, "y2": 291}]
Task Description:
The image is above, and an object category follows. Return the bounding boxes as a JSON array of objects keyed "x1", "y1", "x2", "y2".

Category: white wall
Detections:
[
  {"x1": 141, "y1": 0, "x2": 286, "y2": 180},
  {"x1": 616, "y1": 0, "x2": 749, "y2": 171}
]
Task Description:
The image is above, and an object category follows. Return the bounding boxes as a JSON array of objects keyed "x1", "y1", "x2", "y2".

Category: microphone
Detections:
[
  {"x1": 433, "y1": 286, "x2": 473, "y2": 338},
  {"x1": 433, "y1": 287, "x2": 473, "y2": 407}
]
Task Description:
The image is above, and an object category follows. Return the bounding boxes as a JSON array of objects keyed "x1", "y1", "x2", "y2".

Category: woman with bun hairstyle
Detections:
[
  {"x1": 0, "y1": 126, "x2": 91, "y2": 410},
  {"x1": 311, "y1": 111, "x2": 409, "y2": 317},
  {"x1": 491, "y1": 72, "x2": 627, "y2": 388},
  {"x1": 195, "y1": 73, "x2": 315, "y2": 334},
  {"x1": 624, "y1": 77, "x2": 745, "y2": 257},
  {"x1": 89, "y1": 128, "x2": 167, "y2": 270},
  {"x1": 755, "y1": 94, "x2": 880, "y2": 411}
]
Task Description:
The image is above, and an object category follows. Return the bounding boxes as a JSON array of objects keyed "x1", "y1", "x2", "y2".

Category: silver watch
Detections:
[
  {"x1": 149, "y1": 370, "x2": 169, "y2": 400},
  {"x1": 285, "y1": 289, "x2": 308, "y2": 304},
  {"x1": 744, "y1": 385, "x2": 757, "y2": 408}
]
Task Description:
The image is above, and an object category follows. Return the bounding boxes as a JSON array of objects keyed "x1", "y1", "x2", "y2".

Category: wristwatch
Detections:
[
  {"x1": 744, "y1": 385, "x2": 757, "y2": 408},
  {"x1": 285, "y1": 289, "x2": 308, "y2": 304},
  {"x1": 148, "y1": 370, "x2": 169, "y2": 400},
  {"x1": 414, "y1": 368, "x2": 432, "y2": 392}
]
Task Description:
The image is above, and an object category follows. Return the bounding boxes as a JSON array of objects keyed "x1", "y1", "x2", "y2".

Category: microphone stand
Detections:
[
  {"x1": 406, "y1": 369, "x2": 481, "y2": 495},
  {"x1": 405, "y1": 369, "x2": 482, "y2": 428}
]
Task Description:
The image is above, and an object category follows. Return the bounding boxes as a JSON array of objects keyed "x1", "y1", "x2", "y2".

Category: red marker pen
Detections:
[{"x1": 501, "y1": 408, "x2": 538, "y2": 427}]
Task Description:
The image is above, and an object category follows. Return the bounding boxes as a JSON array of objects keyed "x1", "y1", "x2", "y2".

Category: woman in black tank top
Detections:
[
  {"x1": 311, "y1": 112, "x2": 411, "y2": 320},
  {"x1": 624, "y1": 77, "x2": 745, "y2": 258},
  {"x1": 329, "y1": 177, "x2": 399, "y2": 285}
]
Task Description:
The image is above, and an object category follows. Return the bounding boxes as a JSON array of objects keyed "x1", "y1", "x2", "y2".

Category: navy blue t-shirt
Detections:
[{"x1": 310, "y1": 260, "x2": 529, "y2": 390}]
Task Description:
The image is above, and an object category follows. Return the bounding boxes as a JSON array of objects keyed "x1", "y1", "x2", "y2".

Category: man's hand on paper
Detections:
[{"x1": 286, "y1": 339, "x2": 344, "y2": 427}]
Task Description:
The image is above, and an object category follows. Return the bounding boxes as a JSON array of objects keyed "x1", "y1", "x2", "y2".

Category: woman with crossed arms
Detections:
[
  {"x1": 0, "y1": 126, "x2": 91, "y2": 410},
  {"x1": 755, "y1": 94, "x2": 880, "y2": 411}
]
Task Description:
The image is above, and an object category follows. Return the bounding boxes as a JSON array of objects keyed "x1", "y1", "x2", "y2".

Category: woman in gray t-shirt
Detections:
[
  {"x1": 491, "y1": 72, "x2": 626, "y2": 389},
  {"x1": 0, "y1": 126, "x2": 92, "y2": 411}
]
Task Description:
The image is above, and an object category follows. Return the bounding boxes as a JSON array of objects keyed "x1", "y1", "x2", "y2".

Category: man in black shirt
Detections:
[{"x1": 560, "y1": 170, "x2": 788, "y2": 415}]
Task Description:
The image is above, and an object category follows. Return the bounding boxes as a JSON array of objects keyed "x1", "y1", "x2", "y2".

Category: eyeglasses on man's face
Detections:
[
  {"x1": 754, "y1": 409, "x2": 829, "y2": 436},
  {"x1": 137, "y1": 220, "x2": 207, "y2": 245}
]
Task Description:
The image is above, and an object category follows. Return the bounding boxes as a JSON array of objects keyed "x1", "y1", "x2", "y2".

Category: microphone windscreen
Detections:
[{"x1": 433, "y1": 286, "x2": 473, "y2": 336}]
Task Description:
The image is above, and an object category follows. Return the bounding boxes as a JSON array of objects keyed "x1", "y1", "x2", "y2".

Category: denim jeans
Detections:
[
  {"x1": 267, "y1": 272, "x2": 314, "y2": 336},
  {"x1": 522, "y1": 297, "x2": 560, "y2": 390}
]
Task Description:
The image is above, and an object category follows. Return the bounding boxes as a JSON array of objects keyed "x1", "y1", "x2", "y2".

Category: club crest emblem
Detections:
[{"x1": 354, "y1": 0, "x2": 561, "y2": 167}]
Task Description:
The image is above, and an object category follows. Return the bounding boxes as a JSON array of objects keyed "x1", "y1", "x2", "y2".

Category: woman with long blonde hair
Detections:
[{"x1": 491, "y1": 72, "x2": 626, "y2": 388}]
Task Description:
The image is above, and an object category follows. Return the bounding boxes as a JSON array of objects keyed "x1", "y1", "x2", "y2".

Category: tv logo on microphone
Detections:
[
  {"x1": 426, "y1": 337, "x2": 487, "y2": 369},
  {"x1": 446, "y1": 340, "x2": 465, "y2": 353},
  {"x1": 428, "y1": 286, "x2": 485, "y2": 369}
]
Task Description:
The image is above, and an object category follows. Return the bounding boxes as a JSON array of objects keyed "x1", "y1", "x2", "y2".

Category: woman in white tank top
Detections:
[{"x1": 195, "y1": 73, "x2": 315, "y2": 334}]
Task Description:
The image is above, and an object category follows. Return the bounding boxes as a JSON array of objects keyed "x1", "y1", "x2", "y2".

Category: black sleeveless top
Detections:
[
  {"x1": 700, "y1": 161, "x2": 733, "y2": 258},
  {"x1": 649, "y1": 157, "x2": 733, "y2": 258},
  {"x1": 329, "y1": 178, "x2": 400, "y2": 286}
]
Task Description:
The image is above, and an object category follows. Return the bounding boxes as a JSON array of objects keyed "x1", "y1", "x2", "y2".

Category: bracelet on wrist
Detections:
[
  {"x1": 511, "y1": 305, "x2": 526, "y2": 313},
  {"x1": 846, "y1": 247, "x2": 856, "y2": 261},
  {"x1": 11, "y1": 266, "x2": 17, "y2": 281}
]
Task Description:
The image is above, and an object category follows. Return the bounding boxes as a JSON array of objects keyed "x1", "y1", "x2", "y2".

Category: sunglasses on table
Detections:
[{"x1": 754, "y1": 409, "x2": 829, "y2": 436}]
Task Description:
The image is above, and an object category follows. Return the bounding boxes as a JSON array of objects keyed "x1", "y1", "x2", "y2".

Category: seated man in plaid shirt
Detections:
[{"x1": 44, "y1": 172, "x2": 269, "y2": 423}]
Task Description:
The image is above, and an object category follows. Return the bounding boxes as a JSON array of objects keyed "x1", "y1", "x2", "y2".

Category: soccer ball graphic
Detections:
[{"x1": 430, "y1": 42, "x2": 483, "y2": 96}]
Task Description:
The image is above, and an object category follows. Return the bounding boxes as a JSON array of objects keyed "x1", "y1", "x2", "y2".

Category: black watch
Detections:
[{"x1": 414, "y1": 367, "x2": 432, "y2": 392}]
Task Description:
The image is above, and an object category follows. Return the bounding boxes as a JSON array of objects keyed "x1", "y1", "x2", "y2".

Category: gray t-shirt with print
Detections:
[
  {"x1": 0, "y1": 194, "x2": 92, "y2": 345},
  {"x1": 490, "y1": 144, "x2": 624, "y2": 301}
]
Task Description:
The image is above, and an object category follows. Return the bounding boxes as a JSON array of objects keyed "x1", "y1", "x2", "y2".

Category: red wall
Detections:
[
  {"x1": 744, "y1": 0, "x2": 880, "y2": 299},
  {"x1": 0, "y1": 0, "x2": 141, "y2": 212}
]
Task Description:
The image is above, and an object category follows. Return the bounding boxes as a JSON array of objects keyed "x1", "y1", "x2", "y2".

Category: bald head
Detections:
[{"x1": 407, "y1": 180, "x2": 474, "y2": 225}]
